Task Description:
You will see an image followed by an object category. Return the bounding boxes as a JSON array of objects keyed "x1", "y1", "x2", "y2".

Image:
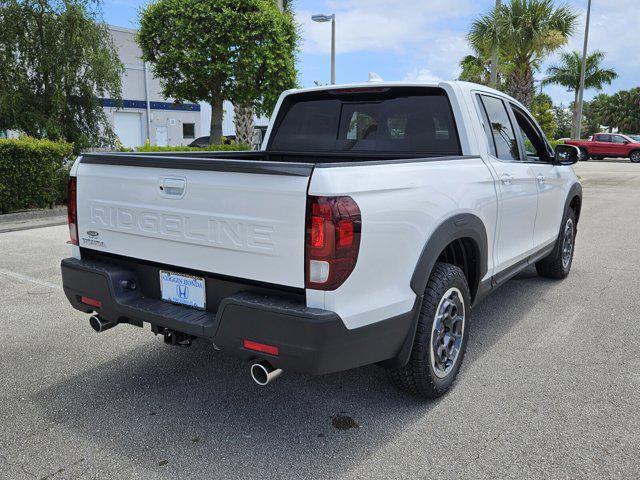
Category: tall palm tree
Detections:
[
  {"x1": 468, "y1": 0, "x2": 578, "y2": 107},
  {"x1": 543, "y1": 50, "x2": 618, "y2": 138}
]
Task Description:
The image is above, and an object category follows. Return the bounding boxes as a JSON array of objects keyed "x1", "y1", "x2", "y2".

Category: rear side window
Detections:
[
  {"x1": 269, "y1": 87, "x2": 461, "y2": 155},
  {"x1": 478, "y1": 95, "x2": 520, "y2": 161},
  {"x1": 596, "y1": 134, "x2": 612, "y2": 142}
]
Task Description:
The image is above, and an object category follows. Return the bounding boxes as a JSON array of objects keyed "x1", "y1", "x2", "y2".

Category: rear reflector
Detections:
[
  {"x1": 67, "y1": 176, "x2": 78, "y2": 245},
  {"x1": 243, "y1": 339, "x2": 279, "y2": 356},
  {"x1": 81, "y1": 296, "x2": 102, "y2": 308}
]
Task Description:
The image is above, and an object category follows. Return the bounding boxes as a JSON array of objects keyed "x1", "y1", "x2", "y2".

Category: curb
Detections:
[
  {"x1": 0, "y1": 217, "x2": 67, "y2": 234},
  {"x1": 0, "y1": 207, "x2": 67, "y2": 224}
]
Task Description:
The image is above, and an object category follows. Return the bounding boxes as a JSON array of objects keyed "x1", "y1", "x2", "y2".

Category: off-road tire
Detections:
[
  {"x1": 387, "y1": 263, "x2": 470, "y2": 399},
  {"x1": 630, "y1": 151, "x2": 640, "y2": 163},
  {"x1": 536, "y1": 208, "x2": 577, "y2": 279}
]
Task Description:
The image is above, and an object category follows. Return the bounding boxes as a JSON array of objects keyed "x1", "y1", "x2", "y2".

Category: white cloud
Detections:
[
  {"x1": 296, "y1": 0, "x2": 475, "y2": 55},
  {"x1": 403, "y1": 68, "x2": 443, "y2": 83},
  {"x1": 541, "y1": 0, "x2": 640, "y2": 103},
  {"x1": 296, "y1": 0, "x2": 639, "y2": 103}
]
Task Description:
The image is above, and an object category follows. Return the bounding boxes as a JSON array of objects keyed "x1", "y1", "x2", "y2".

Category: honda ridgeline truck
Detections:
[{"x1": 61, "y1": 81, "x2": 582, "y2": 398}]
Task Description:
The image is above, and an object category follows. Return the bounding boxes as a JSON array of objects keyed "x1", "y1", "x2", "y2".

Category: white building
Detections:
[
  {"x1": 106, "y1": 25, "x2": 204, "y2": 148},
  {"x1": 107, "y1": 25, "x2": 269, "y2": 149}
]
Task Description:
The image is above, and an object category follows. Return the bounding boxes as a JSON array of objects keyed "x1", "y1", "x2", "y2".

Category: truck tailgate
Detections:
[{"x1": 75, "y1": 155, "x2": 313, "y2": 288}]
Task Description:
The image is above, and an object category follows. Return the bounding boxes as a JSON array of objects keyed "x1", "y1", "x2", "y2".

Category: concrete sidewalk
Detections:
[{"x1": 0, "y1": 207, "x2": 67, "y2": 233}]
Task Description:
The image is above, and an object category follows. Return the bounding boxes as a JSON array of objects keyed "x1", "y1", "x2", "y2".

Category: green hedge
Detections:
[
  {"x1": 549, "y1": 139, "x2": 565, "y2": 150},
  {"x1": 0, "y1": 137, "x2": 73, "y2": 214}
]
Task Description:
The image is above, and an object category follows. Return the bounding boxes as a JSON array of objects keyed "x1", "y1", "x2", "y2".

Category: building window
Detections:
[{"x1": 183, "y1": 123, "x2": 195, "y2": 139}]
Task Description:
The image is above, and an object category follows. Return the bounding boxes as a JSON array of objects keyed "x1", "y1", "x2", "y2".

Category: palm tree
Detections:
[
  {"x1": 543, "y1": 50, "x2": 618, "y2": 138},
  {"x1": 468, "y1": 0, "x2": 578, "y2": 107}
]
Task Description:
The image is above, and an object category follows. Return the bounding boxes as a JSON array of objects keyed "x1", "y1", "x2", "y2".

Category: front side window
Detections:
[
  {"x1": 478, "y1": 95, "x2": 519, "y2": 161},
  {"x1": 510, "y1": 104, "x2": 552, "y2": 162},
  {"x1": 612, "y1": 135, "x2": 627, "y2": 144}
]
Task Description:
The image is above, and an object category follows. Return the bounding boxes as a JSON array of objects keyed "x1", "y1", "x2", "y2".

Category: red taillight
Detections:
[
  {"x1": 305, "y1": 196, "x2": 361, "y2": 290},
  {"x1": 81, "y1": 296, "x2": 101, "y2": 308},
  {"x1": 67, "y1": 177, "x2": 78, "y2": 245},
  {"x1": 243, "y1": 339, "x2": 279, "y2": 356}
]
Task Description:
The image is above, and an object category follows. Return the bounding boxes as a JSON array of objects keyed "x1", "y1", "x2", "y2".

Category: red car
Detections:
[{"x1": 565, "y1": 133, "x2": 640, "y2": 163}]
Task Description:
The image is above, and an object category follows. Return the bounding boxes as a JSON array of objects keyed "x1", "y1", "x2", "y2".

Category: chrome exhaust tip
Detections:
[
  {"x1": 89, "y1": 315, "x2": 117, "y2": 333},
  {"x1": 250, "y1": 360, "x2": 282, "y2": 386}
]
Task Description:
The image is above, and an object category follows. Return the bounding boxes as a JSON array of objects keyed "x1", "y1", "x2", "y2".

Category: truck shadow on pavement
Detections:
[{"x1": 33, "y1": 266, "x2": 556, "y2": 478}]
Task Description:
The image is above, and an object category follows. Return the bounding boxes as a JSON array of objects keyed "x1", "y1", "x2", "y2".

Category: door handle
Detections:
[
  {"x1": 537, "y1": 174, "x2": 545, "y2": 184},
  {"x1": 159, "y1": 177, "x2": 186, "y2": 198},
  {"x1": 500, "y1": 173, "x2": 514, "y2": 185}
]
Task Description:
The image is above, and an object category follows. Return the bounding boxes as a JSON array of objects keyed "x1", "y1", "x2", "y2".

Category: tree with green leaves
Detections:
[
  {"x1": 543, "y1": 50, "x2": 618, "y2": 138},
  {"x1": 233, "y1": 0, "x2": 297, "y2": 146},
  {"x1": 0, "y1": 0, "x2": 123, "y2": 151},
  {"x1": 458, "y1": 55, "x2": 492, "y2": 86},
  {"x1": 588, "y1": 89, "x2": 640, "y2": 134},
  {"x1": 553, "y1": 104, "x2": 573, "y2": 138},
  {"x1": 138, "y1": 0, "x2": 298, "y2": 146},
  {"x1": 530, "y1": 93, "x2": 557, "y2": 140},
  {"x1": 468, "y1": 0, "x2": 577, "y2": 107},
  {"x1": 458, "y1": 53, "x2": 513, "y2": 89}
]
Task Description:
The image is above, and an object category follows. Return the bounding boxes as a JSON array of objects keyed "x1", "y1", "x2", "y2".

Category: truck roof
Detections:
[{"x1": 281, "y1": 80, "x2": 515, "y2": 104}]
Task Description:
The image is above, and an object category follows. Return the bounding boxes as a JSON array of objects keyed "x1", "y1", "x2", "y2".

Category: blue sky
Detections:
[{"x1": 102, "y1": 0, "x2": 639, "y2": 105}]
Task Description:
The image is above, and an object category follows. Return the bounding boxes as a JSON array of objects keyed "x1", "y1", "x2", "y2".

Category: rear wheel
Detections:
[
  {"x1": 630, "y1": 151, "x2": 640, "y2": 163},
  {"x1": 387, "y1": 263, "x2": 470, "y2": 398},
  {"x1": 578, "y1": 148, "x2": 590, "y2": 161},
  {"x1": 536, "y1": 209, "x2": 577, "y2": 279}
]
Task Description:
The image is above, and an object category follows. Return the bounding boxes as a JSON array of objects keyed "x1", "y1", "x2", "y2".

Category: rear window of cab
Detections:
[{"x1": 268, "y1": 87, "x2": 461, "y2": 156}]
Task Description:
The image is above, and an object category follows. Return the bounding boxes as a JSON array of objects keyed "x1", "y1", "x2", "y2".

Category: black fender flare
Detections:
[
  {"x1": 410, "y1": 213, "x2": 488, "y2": 297},
  {"x1": 380, "y1": 213, "x2": 488, "y2": 370},
  {"x1": 564, "y1": 182, "x2": 583, "y2": 222}
]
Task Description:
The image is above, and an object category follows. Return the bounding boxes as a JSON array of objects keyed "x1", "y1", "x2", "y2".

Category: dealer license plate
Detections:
[{"x1": 160, "y1": 271, "x2": 206, "y2": 310}]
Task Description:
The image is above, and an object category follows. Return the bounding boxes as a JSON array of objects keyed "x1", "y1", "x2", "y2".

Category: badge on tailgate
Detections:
[{"x1": 160, "y1": 271, "x2": 206, "y2": 310}]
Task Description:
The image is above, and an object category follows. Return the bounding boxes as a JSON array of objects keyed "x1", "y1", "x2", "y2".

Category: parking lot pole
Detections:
[{"x1": 575, "y1": 0, "x2": 592, "y2": 140}]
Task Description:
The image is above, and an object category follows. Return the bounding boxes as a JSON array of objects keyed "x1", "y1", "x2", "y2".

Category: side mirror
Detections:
[
  {"x1": 623, "y1": 140, "x2": 630, "y2": 144},
  {"x1": 554, "y1": 144, "x2": 580, "y2": 165}
]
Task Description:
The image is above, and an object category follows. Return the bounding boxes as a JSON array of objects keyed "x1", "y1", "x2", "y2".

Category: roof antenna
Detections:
[{"x1": 368, "y1": 72, "x2": 384, "y2": 83}]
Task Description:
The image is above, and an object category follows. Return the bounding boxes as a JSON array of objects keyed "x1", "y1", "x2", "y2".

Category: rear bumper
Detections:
[{"x1": 61, "y1": 257, "x2": 418, "y2": 375}]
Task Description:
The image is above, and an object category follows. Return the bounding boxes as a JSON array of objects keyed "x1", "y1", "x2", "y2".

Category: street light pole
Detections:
[
  {"x1": 490, "y1": 0, "x2": 501, "y2": 88},
  {"x1": 575, "y1": 0, "x2": 592, "y2": 139},
  {"x1": 330, "y1": 15, "x2": 336, "y2": 85},
  {"x1": 312, "y1": 13, "x2": 336, "y2": 84}
]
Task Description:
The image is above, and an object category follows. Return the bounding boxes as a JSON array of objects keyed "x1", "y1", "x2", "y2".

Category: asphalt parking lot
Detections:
[{"x1": 1, "y1": 161, "x2": 639, "y2": 480}]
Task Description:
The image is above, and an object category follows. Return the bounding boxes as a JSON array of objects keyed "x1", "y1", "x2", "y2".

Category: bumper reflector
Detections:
[
  {"x1": 243, "y1": 339, "x2": 279, "y2": 356},
  {"x1": 81, "y1": 296, "x2": 102, "y2": 308}
]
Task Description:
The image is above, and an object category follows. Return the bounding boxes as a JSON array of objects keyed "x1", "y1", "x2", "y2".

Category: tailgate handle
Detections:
[{"x1": 159, "y1": 177, "x2": 186, "y2": 198}]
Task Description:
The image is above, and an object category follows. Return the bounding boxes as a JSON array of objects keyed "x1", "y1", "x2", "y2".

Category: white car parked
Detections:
[{"x1": 61, "y1": 81, "x2": 582, "y2": 398}]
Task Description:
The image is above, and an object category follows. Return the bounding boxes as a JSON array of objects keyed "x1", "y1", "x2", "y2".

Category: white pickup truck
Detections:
[{"x1": 61, "y1": 81, "x2": 582, "y2": 398}]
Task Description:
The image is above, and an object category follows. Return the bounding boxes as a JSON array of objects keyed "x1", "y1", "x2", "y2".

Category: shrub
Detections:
[
  {"x1": 135, "y1": 143, "x2": 252, "y2": 152},
  {"x1": 0, "y1": 137, "x2": 73, "y2": 213}
]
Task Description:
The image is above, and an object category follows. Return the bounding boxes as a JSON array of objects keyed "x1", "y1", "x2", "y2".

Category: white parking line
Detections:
[{"x1": 0, "y1": 267, "x2": 63, "y2": 291}]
